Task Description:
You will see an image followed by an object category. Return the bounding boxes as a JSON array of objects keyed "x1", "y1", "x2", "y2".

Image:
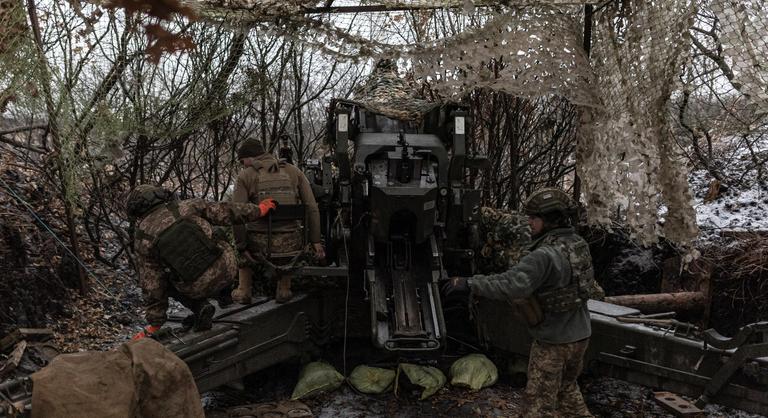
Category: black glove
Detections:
[{"x1": 442, "y1": 276, "x2": 469, "y2": 297}]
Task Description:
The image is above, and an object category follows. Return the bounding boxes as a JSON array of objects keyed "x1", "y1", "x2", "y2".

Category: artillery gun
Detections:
[
  {"x1": 159, "y1": 99, "x2": 768, "y2": 415},
  {"x1": 2, "y1": 100, "x2": 768, "y2": 417}
]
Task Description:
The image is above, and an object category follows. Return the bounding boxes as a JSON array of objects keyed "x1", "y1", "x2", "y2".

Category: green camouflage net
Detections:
[{"x1": 2, "y1": 0, "x2": 767, "y2": 245}]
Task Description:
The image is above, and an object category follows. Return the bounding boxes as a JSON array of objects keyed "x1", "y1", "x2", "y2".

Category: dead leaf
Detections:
[
  {"x1": 144, "y1": 23, "x2": 195, "y2": 64},
  {"x1": 104, "y1": 0, "x2": 197, "y2": 21}
]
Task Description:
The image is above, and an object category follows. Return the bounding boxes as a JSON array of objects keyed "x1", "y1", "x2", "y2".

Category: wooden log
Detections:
[{"x1": 605, "y1": 292, "x2": 707, "y2": 313}]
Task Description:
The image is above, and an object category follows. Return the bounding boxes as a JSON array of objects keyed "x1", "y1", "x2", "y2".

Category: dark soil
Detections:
[{"x1": 579, "y1": 226, "x2": 676, "y2": 297}]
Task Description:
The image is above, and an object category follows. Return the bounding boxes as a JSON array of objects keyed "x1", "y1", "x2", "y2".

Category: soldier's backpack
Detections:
[{"x1": 139, "y1": 202, "x2": 222, "y2": 283}]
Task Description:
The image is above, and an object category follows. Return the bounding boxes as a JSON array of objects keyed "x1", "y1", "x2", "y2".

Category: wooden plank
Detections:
[
  {"x1": 654, "y1": 391, "x2": 705, "y2": 417},
  {"x1": 0, "y1": 341, "x2": 27, "y2": 377},
  {"x1": 0, "y1": 328, "x2": 53, "y2": 352}
]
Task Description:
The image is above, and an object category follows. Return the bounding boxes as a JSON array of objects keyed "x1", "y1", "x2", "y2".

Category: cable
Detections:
[
  {"x1": 0, "y1": 175, "x2": 115, "y2": 298},
  {"x1": 336, "y1": 208, "x2": 351, "y2": 376}
]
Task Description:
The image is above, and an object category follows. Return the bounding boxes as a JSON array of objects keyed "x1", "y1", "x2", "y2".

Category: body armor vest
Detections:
[
  {"x1": 534, "y1": 232, "x2": 601, "y2": 313},
  {"x1": 249, "y1": 162, "x2": 300, "y2": 233},
  {"x1": 138, "y1": 202, "x2": 222, "y2": 283}
]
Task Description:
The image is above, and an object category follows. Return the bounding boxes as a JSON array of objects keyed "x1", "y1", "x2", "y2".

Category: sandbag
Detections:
[
  {"x1": 347, "y1": 365, "x2": 395, "y2": 394},
  {"x1": 228, "y1": 400, "x2": 312, "y2": 418},
  {"x1": 290, "y1": 362, "x2": 344, "y2": 400},
  {"x1": 31, "y1": 338, "x2": 203, "y2": 418},
  {"x1": 449, "y1": 353, "x2": 498, "y2": 391},
  {"x1": 394, "y1": 363, "x2": 446, "y2": 400}
]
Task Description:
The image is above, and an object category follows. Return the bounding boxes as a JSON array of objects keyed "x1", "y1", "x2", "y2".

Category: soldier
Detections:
[
  {"x1": 127, "y1": 184, "x2": 276, "y2": 339},
  {"x1": 231, "y1": 137, "x2": 324, "y2": 304},
  {"x1": 445, "y1": 188, "x2": 603, "y2": 418}
]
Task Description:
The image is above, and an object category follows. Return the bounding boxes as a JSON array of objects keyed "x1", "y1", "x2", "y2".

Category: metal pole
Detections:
[{"x1": 573, "y1": 4, "x2": 593, "y2": 207}]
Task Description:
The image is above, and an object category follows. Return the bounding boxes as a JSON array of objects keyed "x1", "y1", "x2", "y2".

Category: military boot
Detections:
[
  {"x1": 275, "y1": 275, "x2": 293, "y2": 303},
  {"x1": 232, "y1": 267, "x2": 253, "y2": 304}
]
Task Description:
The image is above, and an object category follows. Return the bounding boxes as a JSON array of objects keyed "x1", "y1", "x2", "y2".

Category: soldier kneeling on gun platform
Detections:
[{"x1": 127, "y1": 184, "x2": 276, "y2": 339}]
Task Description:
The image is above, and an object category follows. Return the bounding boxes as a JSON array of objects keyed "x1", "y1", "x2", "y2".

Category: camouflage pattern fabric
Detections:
[
  {"x1": 533, "y1": 231, "x2": 605, "y2": 301},
  {"x1": 476, "y1": 207, "x2": 531, "y2": 274},
  {"x1": 245, "y1": 229, "x2": 304, "y2": 258},
  {"x1": 134, "y1": 199, "x2": 264, "y2": 326},
  {"x1": 242, "y1": 239, "x2": 314, "y2": 281},
  {"x1": 344, "y1": 59, "x2": 440, "y2": 122},
  {"x1": 524, "y1": 339, "x2": 593, "y2": 418},
  {"x1": 233, "y1": 152, "x2": 322, "y2": 291}
]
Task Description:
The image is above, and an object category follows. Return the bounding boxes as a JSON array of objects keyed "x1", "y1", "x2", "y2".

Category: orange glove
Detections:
[
  {"x1": 258, "y1": 198, "x2": 277, "y2": 216},
  {"x1": 132, "y1": 325, "x2": 161, "y2": 340}
]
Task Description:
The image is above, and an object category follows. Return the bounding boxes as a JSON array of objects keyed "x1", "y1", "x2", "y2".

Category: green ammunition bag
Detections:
[
  {"x1": 347, "y1": 365, "x2": 396, "y2": 394},
  {"x1": 449, "y1": 353, "x2": 498, "y2": 391},
  {"x1": 394, "y1": 363, "x2": 446, "y2": 400},
  {"x1": 290, "y1": 362, "x2": 344, "y2": 400},
  {"x1": 154, "y1": 219, "x2": 221, "y2": 283}
]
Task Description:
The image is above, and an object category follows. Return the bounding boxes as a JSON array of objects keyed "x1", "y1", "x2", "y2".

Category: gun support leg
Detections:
[{"x1": 695, "y1": 342, "x2": 768, "y2": 408}]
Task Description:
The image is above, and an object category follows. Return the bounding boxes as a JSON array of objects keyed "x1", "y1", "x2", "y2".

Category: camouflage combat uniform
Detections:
[
  {"x1": 232, "y1": 151, "x2": 320, "y2": 303},
  {"x1": 233, "y1": 153, "x2": 321, "y2": 269},
  {"x1": 134, "y1": 199, "x2": 265, "y2": 326},
  {"x1": 468, "y1": 227, "x2": 596, "y2": 418}
]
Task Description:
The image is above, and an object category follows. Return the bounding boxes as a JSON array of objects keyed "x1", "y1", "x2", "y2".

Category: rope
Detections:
[{"x1": 0, "y1": 175, "x2": 115, "y2": 298}]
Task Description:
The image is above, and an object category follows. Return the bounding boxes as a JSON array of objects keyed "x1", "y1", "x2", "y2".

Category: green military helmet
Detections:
[
  {"x1": 522, "y1": 187, "x2": 574, "y2": 216},
  {"x1": 126, "y1": 184, "x2": 175, "y2": 219}
]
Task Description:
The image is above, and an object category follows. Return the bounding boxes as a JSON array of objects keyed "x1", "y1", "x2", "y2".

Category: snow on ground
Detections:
[
  {"x1": 692, "y1": 171, "x2": 768, "y2": 232},
  {"x1": 688, "y1": 132, "x2": 768, "y2": 235}
]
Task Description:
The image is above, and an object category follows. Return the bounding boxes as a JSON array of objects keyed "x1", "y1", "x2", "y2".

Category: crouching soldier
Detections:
[
  {"x1": 127, "y1": 184, "x2": 276, "y2": 339},
  {"x1": 444, "y1": 187, "x2": 603, "y2": 418}
]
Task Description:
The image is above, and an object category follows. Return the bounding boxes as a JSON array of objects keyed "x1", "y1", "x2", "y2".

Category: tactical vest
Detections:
[
  {"x1": 137, "y1": 202, "x2": 222, "y2": 283},
  {"x1": 249, "y1": 161, "x2": 301, "y2": 233},
  {"x1": 534, "y1": 231, "x2": 602, "y2": 314}
]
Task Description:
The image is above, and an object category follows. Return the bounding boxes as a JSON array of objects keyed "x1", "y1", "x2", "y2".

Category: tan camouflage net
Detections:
[
  {"x1": 2, "y1": 0, "x2": 767, "y2": 246},
  {"x1": 578, "y1": 0, "x2": 701, "y2": 245},
  {"x1": 709, "y1": 0, "x2": 768, "y2": 117}
]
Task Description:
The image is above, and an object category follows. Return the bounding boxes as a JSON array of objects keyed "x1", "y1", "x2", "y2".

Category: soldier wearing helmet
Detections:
[
  {"x1": 231, "y1": 137, "x2": 324, "y2": 305},
  {"x1": 127, "y1": 184, "x2": 276, "y2": 339},
  {"x1": 445, "y1": 187, "x2": 602, "y2": 418}
]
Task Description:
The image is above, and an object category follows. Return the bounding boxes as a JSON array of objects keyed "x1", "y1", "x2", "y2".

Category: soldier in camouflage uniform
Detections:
[
  {"x1": 127, "y1": 184, "x2": 276, "y2": 338},
  {"x1": 445, "y1": 188, "x2": 604, "y2": 418},
  {"x1": 231, "y1": 137, "x2": 324, "y2": 304}
]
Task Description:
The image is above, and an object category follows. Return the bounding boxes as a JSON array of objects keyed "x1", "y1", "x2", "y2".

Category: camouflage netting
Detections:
[
  {"x1": 343, "y1": 58, "x2": 440, "y2": 121},
  {"x1": 2, "y1": 0, "x2": 767, "y2": 245},
  {"x1": 578, "y1": 0, "x2": 700, "y2": 245}
]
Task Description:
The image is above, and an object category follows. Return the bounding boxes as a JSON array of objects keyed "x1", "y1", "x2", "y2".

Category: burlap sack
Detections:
[{"x1": 31, "y1": 338, "x2": 203, "y2": 418}]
